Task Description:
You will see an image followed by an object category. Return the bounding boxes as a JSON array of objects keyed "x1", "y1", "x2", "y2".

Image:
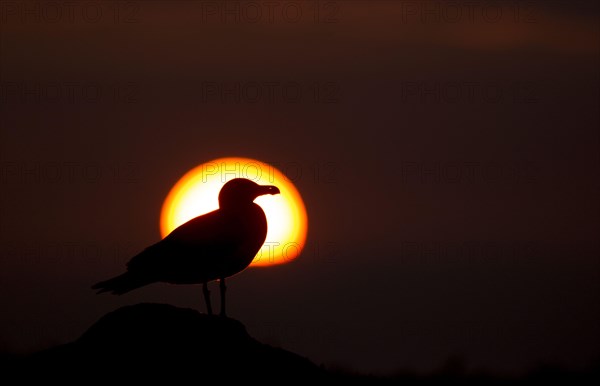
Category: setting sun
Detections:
[{"x1": 160, "y1": 157, "x2": 308, "y2": 267}]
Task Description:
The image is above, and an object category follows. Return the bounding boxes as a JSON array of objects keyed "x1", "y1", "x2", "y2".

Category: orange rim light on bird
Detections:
[{"x1": 160, "y1": 157, "x2": 308, "y2": 267}]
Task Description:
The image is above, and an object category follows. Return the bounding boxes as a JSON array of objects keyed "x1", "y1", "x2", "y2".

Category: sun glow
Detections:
[{"x1": 160, "y1": 157, "x2": 308, "y2": 267}]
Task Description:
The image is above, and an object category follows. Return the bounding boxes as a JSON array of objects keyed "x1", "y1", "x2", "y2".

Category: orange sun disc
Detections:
[{"x1": 160, "y1": 157, "x2": 308, "y2": 267}]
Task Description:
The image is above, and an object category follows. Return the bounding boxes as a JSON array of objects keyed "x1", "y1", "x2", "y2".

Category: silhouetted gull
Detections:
[{"x1": 93, "y1": 178, "x2": 280, "y2": 316}]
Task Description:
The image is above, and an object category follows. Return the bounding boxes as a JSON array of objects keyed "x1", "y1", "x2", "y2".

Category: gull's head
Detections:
[{"x1": 218, "y1": 178, "x2": 280, "y2": 208}]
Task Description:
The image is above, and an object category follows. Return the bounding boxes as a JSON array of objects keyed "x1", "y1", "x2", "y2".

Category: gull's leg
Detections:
[
  {"x1": 203, "y1": 282, "x2": 213, "y2": 315},
  {"x1": 219, "y1": 278, "x2": 227, "y2": 317}
]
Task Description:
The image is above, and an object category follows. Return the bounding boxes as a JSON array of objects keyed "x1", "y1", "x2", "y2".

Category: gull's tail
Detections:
[{"x1": 92, "y1": 272, "x2": 150, "y2": 295}]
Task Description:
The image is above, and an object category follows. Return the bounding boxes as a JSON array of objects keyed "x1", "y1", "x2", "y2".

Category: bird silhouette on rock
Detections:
[{"x1": 92, "y1": 178, "x2": 280, "y2": 316}]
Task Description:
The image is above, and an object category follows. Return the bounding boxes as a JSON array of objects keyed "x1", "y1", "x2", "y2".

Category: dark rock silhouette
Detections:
[
  {"x1": 20, "y1": 303, "x2": 325, "y2": 382},
  {"x1": 92, "y1": 178, "x2": 280, "y2": 316},
  {"x1": 6, "y1": 304, "x2": 598, "y2": 384}
]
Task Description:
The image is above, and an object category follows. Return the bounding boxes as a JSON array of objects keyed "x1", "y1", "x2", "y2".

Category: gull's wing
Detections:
[{"x1": 126, "y1": 209, "x2": 243, "y2": 282}]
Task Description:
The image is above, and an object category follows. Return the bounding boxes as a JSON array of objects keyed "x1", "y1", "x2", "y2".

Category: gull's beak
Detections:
[{"x1": 257, "y1": 185, "x2": 280, "y2": 196}]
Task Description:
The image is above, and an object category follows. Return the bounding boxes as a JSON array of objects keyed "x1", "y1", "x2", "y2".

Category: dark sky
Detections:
[{"x1": 1, "y1": 0, "x2": 598, "y2": 375}]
